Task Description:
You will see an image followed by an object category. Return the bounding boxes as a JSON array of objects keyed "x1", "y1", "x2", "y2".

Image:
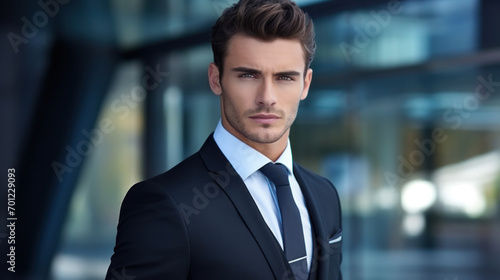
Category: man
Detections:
[{"x1": 106, "y1": 0, "x2": 342, "y2": 279}]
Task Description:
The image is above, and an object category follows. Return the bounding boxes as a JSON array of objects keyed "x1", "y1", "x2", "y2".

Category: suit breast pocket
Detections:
[
  {"x1": 328, "y1": 229, "x2": 342, "y2": 250},
  {"x1": 314, "y1": 229, "x2": 342, "y2": 265},
  {"x1": 321, "y1": 229, "x2": 342, "y2": 279}
]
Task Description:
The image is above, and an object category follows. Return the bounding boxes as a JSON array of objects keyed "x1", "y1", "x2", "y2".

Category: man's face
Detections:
[{"x1": 209, "y1": 34, "x2": 313, "y2": 150}]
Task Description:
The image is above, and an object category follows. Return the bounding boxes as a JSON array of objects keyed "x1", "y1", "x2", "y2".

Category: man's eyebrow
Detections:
[
  {"x1": 231, "y1": 67, "x2": 261, "y2": 74},
  {"x1": 274, "y1": 70, "x2": 301, "y2": 77},
  {"x1": 231, "y1": 67, "x2": 301, "y2": 76}
]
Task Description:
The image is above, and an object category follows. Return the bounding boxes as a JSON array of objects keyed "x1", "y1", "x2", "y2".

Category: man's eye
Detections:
[
  {"x1": 277, "y1": 76, "x2": 293, "y2": 81},
  {"x1": 239, "y1": 73, "x2": 256, "y2": 78}
]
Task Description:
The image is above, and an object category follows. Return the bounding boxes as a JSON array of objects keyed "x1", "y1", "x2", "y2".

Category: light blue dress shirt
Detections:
[{"x1": 213, "y1": 121, "x2": 313, "y2": 270}]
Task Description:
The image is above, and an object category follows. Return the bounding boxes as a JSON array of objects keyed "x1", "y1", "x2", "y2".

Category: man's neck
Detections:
[
  {"x1": 221, "y1": 122, "x2": 289, "y2": 162},
  {"x1": 250, "y1": 139, "x2": 288, "y2": 162}
]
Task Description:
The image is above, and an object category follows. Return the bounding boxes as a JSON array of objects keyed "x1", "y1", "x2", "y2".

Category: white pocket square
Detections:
[
  {"x1": 329, "y1": 229, "x2": 342, "y2": 243},
  {"x1": 329, "y1": 235, "x2": 342, "y2": 244}
]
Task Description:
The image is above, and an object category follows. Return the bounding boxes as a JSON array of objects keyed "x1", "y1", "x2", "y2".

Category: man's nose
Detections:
[{"x1": 256, "y1": 78, "x2": 277, "y2": 106}]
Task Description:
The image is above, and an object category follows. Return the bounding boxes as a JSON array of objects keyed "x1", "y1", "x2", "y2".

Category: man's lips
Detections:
[{"x1": 249, "y1": 114, "x2": 280, "y2": 124}]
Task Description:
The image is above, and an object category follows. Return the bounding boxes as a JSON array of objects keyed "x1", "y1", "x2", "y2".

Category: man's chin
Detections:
[{"x1": 245, "y1": 129, "x2": 285, "y2": 144}]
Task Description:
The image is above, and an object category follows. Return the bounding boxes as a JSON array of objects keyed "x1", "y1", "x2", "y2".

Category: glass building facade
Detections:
[{"x1": 2, "y1": 0, "x2": 499, "y2": 279}]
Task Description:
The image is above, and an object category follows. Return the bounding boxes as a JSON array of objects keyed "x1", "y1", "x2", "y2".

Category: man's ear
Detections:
[
  {"x1": 208, "y1": 63, "x2": 222, "y2": 96},
  {"x1": 301, "y1": 68, "x2": 313, "y2": 100}
]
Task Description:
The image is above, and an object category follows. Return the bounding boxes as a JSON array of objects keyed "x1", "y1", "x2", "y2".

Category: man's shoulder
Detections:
[
  {"x1": 294, "y1": 163, "x2": 333, "y2": 186},
  {"x1": 294, "y1": 163, "x2": 340, "y2": 198},
  {"x1": 123, "y1": 151, "x2": 205, "y2": 197},
  {"x1": 151, "y1": 152, "x2": 207, "y2": 184},
  {"x1": 124, "y1": 134, "x2": 224, "y2": 199}
]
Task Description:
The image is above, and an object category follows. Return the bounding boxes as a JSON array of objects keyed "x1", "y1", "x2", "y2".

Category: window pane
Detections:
[{"x1": 52, "y1": 61, "x2": 144, "y2": 280}]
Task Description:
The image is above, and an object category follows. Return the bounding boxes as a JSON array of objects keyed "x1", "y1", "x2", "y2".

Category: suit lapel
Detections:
[
  {"x1": 199, "y1": 134, "x2": 289, "y2": 279},
  {"x1": 294, "y1": 164, "x2": 329, "y2": 280}
]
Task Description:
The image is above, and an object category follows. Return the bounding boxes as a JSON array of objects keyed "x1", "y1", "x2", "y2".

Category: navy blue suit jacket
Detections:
[{"x1": 106, "y1": 134, "x2": 342, "y2": 280}]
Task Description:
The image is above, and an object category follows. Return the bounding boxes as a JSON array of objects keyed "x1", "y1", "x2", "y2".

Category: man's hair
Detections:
[{"x1": 211, "y1": 0, "x2": 316, "y2": 77}]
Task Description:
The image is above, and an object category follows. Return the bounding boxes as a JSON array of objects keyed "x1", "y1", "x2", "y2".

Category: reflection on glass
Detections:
[
  {"x1": 53, "y1": 62, "x2": 144, "y2": 279},
  {"x1": 53, "y1": 0, "x2": 500, "y2": 279}
]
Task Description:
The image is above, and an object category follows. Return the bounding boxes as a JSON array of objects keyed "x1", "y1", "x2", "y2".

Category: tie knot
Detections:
[{"x1": 260, "y1": 163, "x2": 289, "y2": 187}]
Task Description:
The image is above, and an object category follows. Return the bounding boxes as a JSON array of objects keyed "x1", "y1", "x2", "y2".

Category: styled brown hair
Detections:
[{"x1": 211, "y1": 0, "x2": 316, "y2": 77}]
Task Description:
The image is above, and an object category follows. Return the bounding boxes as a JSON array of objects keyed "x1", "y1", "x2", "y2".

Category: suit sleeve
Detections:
[
  {"x1": 331, "y1": 179, "x2": 343, "y2": 280},
  {"x1": 320, "y1": 176, "x2": 343, "y2": 280},
  {"x1": 105, "y1": 181, "x2": 190, "y2": 280}
]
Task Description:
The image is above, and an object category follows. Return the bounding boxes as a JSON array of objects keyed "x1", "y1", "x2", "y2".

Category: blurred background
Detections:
[{"x1": 1, "y1": 0, "x2": 500, "y2": 279}]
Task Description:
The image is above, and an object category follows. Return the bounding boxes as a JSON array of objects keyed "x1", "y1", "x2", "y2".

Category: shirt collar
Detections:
[{"x1": 213, "y1": 120, "x2": 294, "y2": 180}]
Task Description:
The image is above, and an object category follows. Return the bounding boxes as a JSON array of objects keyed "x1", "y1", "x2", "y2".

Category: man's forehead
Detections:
[{"x1": 225, "y1": 34, "x2": 307, "y2": 71}]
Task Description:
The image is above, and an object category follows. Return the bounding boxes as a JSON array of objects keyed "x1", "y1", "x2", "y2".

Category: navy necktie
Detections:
[{"x1": 260, "y1": 163, "x2": 308, "y2": 280}]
